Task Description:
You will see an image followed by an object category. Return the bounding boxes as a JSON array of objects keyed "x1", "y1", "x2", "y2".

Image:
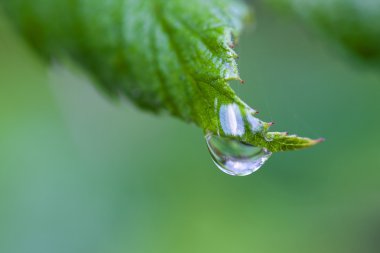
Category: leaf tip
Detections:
[{"x1": 313, "y1": 137, "x2": 326, "y2": 144}]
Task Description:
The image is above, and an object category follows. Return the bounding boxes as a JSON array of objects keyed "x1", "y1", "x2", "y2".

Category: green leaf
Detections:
[
  {"x1": 266, "y1": 0, "x2": 380, "y2": 66},
  {"x1": 0, "y1": 0, "x2": 322, "y2": 152}
]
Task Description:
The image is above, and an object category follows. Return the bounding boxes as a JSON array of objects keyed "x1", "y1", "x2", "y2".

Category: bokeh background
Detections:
[{"x1": 1, "y1": 2, "x2": 380, "y2": 253}]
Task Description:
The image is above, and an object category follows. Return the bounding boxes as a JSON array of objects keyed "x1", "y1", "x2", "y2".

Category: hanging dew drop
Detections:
[
  {"x1": 207, "y1": 101, "x2": 272, "y2": 176},
  {"x1": 205, "y1": 133, "x2": 272, "y2": 176}
]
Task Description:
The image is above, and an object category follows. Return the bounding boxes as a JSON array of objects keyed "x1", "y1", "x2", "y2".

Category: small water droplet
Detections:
[
  {"x1": 205, "y1": 133, "x2": 272, "y2": 176},
  {"x1": 224, "y1": 61, "x2": 239, "y2": 80},
  {"x1": 219, "y1": 103, "x2": 245, "y2": 136},
  {"x1": 246, "y1": 110, "x2": 263, "y2": 133}
]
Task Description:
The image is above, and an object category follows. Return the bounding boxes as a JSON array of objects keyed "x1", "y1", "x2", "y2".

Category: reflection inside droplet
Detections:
[{"x1": 205, "y1": 133, "x2": 272, "y2": 176}]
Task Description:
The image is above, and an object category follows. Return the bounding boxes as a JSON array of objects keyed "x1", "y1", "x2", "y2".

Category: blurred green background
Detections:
[{"x1": 1, "y1": 2, "x2": 380, "y2": 253}]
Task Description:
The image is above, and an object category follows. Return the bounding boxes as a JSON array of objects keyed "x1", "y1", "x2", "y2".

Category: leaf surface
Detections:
[{"x1": 0, "y1": 0, "x2": 321, "y2": 152}]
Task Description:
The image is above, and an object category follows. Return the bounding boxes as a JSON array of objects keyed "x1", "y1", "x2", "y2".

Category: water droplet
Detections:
[
  {"x1": 205, "y1": 133, "x2": 272, "y2": 176},
  {"x1": 224, "y1": 61, "x2": 239, "y2": 80},
  {"x1": 246, "y1": 110, "x2": 263, "y2": 133},
  {"x1": 219, "y1": 103, "x2": 245, "y2": 136}
]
